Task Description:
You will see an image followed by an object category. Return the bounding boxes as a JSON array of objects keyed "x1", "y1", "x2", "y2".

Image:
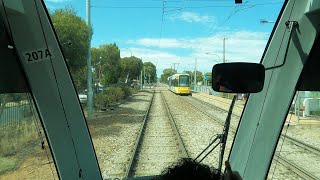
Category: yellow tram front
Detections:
[{"x1": 169, "y1": 74, "x2": 191, "y2": 95}]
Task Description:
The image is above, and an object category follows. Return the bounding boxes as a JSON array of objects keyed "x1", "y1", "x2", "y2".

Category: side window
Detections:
[
  {"x1": 0, "y1": 93, "x2": 58, "y2": 179},
  {"x1": 267, "y1": 91, "x2": 320, "y2": 179}
]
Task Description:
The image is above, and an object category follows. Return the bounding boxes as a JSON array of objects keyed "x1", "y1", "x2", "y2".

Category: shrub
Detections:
[
  {"x1": 94, "y1": 93, "x2": 106, "y2": 109},
  {"x1": 94, "y1": 87, "x2": 124, "y2": 109},
  {"x1": 106, "y1": 87, "x2": 124, "y2": 102},
  {"x1": 120, "y1": 86, "x2": 133, "y2": 99}
]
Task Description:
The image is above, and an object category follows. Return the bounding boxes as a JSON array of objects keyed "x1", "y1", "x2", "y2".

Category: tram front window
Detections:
[
  {"x1": 179, "y1": 76, "x2": 189, "y2": 87},
  {"x1": 38, "y1": 0, "x2": 285, "y2": 179}
]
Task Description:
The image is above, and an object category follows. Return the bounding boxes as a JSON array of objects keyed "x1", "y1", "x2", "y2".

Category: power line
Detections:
[
  {"x1": 160, "y1": 0, "x2": 165, "y2": 39},
  {"x1": 207, "y1": 1, "x2": 254, "y2": 36},
  {"x1": 90, "y1": 2, "x2": 283, "y2": 9},
  {"x1": 190, "y1": 0, "x2": 253, "y2": 64}
]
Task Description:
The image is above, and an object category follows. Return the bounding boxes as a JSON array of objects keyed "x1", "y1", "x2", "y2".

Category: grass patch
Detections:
[
  {"x1": 0, "y1": 120, "x2": 37, "y2": 157},
  {"x1": 0, "y1": 157, "x2": 18, "y2": 174},
  {"x1": 0, "y1": 119, "x2": 40, "y2": 175},
  {"x1": 310, "y1": 111, "x2": 320, "y2": 116}
]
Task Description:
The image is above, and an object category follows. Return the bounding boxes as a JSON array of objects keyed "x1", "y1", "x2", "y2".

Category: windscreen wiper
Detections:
[{"x1": 194, "y1": 95, "x2": 237, "y2": 172}]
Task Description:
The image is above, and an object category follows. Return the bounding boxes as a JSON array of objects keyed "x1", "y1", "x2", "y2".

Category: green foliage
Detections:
[
  {"x1": 143, "y1": 62, "x2": 157, "y2": 84},
  {"x1": 94, "y1": 87, "x2": 125, "y2": 109},
  {"x1": 120, "y1": 86, "x2": 133, "y2": 98},
  {"x1": 179, "y1": 70, "x2": 203, "y2": 84},
  {"x1": 72, "y1": 67, "x2": 87, "y2": 92},
  {"x1": 120, "y1": 56, "x2": 143, "y2": 82},
  {"x1": 160, "y1": 68, "x2": 175, "y2": 83},
  {"x1": 195, "y1": 71, "x2": 204, "y2": 83},
  {"x1": 0, "y1": 156, "x2": 18, "y2": 174},
  {"x1": 91, "y1": 44, "x2": 121, "y2": 86},
  {"x1": 50, "y1": 7, "x2": 91, "y2": 90},
  {"x1": 0, "y1": 120, "x2": 37, "y2": 157},
  {"x1": 204, "y1": 72, "x2": 212, "y2": 84}
]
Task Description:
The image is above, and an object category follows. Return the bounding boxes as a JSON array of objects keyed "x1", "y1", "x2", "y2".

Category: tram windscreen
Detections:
[{"x1": 179, "y1": 75, "x2": 189, "y2": 87}]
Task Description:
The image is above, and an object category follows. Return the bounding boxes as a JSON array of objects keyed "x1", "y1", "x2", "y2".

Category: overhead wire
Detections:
[
  {"x1": 90, "y1": 2, "x2": 283, "y2": 9},
  {"x1": 90, "y1": 0, "x2": 283, "y2": 70},
  {"x1": 207, "y1": 0, "x2": 251, "y2": 37},
  {"x1": 188, "y1": 0, "x2": 251, "y2": 66},
  {"x1": 160, "y1": 0, "x2": 165, "y2": 39}
]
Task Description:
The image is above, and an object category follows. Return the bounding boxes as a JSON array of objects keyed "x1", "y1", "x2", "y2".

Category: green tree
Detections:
[
  {"x1": 92, "y1": 43, "x2": 121, "y2": 85},
  {"x1": 51, "y1": 7, "x2": 92, "y2": 91},
  {"x1": 160, "y1": 69, "x2": 175, "y2": 83},
  {"x1": 195, "y1": 71, "x2": 204, "y2": 84},
  {"x1": 120, "y1": 56, "x2": 143, "y2": 82},
  {"x1": 91, "y1": 47, "x2": 103, "y2": 84},
  {"x1": 204, "y1": 72, "x2": 212, "y2": 84},
  {"x1": 143, "y1": 62, "x2": 156, "y2": 84},
  {"x1": 183, "y1": 70, "x2": 193, "y2": 84},
  {"x1": 182, "y1": 70, "x2": 203, "y2": 85}
]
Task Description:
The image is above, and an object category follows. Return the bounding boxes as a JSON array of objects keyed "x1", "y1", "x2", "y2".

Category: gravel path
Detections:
[
  {"x1": 162, "y1": 90, "x2": 228, "y2": 170},
  {"x1": 133, "y1": 91, "x2": 183, "y2": 177},
  {"x1": 87, "y1": 89, "x2": 319, "y2": 179},
  {"x1": 88, "y1": 91, "x2": 153, "y2": 179},
  {"x1": 191, "y1": 92, "x2": 319, "y2": 179}
]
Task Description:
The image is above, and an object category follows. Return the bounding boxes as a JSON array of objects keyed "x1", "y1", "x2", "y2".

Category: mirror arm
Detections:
[
  {"x1": 218, "y1": 95, "x2": 237, "y2": 172},
  {"x1": 265, "y1": 21, "x2": 298, "y2": 70},
  {"x1": 194, "y1": 95, "x2": 237, "y2": 174},
  {"x1": 195, "y1": 134, "x2": 222, "y2": 163}
]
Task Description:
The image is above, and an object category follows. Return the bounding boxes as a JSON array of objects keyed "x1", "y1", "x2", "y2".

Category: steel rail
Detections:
[
  {"x1": 161, "y1": 91, "x2": 189, "y2": 158},
  {"x1": 195, "y1": 93, "x2": 244, "y2": 110},
  {"x1": 181, "y1": 96, "x2": 233, "y2": 131},
  {"x1": 190, "y1": 96, "x2": 320, "y2": 156},
  {"x1": 125, "y1": 90, "x2": 188, "y2": 178},
  {"x1": 281, "y1": 134, "x2": 320, "y2": 156},
  {"x1": 181, "y1": 95, "x2": 319, "y2": 179},
  {"x1": 124, "y1": 91, "x2": 155, "y2": 178},
  {"x1": 274, "y1": 154, "x2": 318, "y2": 180}
]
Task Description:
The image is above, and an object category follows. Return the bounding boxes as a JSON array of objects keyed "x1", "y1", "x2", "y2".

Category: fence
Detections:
[
  {"x1": 191, "y1": 85, "x2": 214, "y2": 94},
  {"x1": 0, "y1": 102, "x2": 33, "y2": 130}
]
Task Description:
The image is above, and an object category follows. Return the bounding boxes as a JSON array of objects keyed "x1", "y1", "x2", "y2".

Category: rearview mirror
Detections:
[{"x1": 212, "y1": 63, "x2": 265, "y2": 93}]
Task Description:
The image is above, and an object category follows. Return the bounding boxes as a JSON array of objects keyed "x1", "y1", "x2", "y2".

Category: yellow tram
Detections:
[{"x1": 167, "y1": 74, "x2": 191, "y2": 95}]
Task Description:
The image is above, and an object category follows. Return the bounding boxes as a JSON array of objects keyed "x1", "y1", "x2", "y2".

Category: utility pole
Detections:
[
  {"x1": 143, "y1": 66, "x2": 146, "y2": 88},
  {"x1": 172, "y1": 63, "x2": 180, "y2": 74},
  {"x1": 223, "y1": 37, "x2": 227, "y2": 63},
  {"x1": 194, "y1": 58, "x2": 197, "y2": 91},
  {"x1": 148, "y1": 74, "x2": 151, "y2": 88},
  {"x1": 140, "y1": 71, "x2": 143, "y2": 90},
  {"x1": 86, "y1": 0, "x2": 93, "y2": 119}
]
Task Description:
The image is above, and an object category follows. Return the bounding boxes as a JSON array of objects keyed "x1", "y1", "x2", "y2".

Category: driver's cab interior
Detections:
[{"x1": 1, "y1": 0, "x2": 320, "y2": 179}]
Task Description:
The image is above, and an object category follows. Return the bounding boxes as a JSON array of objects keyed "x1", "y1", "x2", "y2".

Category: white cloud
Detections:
[
  {"x1": 45, "y1": 0, "x2": 70, "y2": 3},
  {"x1": 129, "y1": 38, "x2": 192, "y2": 49},
  {"x1": 169, "y1": 12, "x2": 215, "y2": 24},
  {"x1": 123, "y1": 30, "x2": 270, "y2": 76}
]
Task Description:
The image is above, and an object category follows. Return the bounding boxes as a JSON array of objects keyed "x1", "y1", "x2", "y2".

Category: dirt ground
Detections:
[
  {"x1": 0, "y1": 141, "x2": 58, "y2": 180},
  {"x1": 0, "y1": 92, "x2": 151, "y2": 179}
]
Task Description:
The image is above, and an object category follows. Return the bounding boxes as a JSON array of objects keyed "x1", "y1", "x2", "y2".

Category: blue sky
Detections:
[{"x1": 44, "y1": 0, "x2": 284, "y2": 77}]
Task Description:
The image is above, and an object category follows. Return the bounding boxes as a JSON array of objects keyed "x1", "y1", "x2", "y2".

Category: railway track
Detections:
[
  {"x1": 191, "y1": 95, "x2": 320, "y2": 156},
  {"x1": 125, "y1": 91, "x2": 188, "y2": 178},
  {"x1": 181, "y1": 95, "x2": 320, "y2": 179}
]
